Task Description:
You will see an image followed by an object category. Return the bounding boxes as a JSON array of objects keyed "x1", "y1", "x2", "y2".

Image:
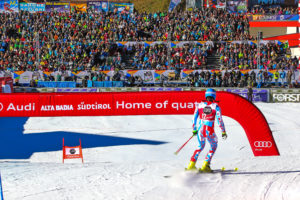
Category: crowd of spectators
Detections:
[
  {"x1": 183, "y1": 68, "x2": 298, "y2": 88},
  {"x1": 0, "y1": 6, "x2": 298, "y2": 76},
  {"x1": 0, "y1": 7, "x2": 248, "y2": 72},
  {"x1": 217, "y1": 42, "x2": 298, "y2": 70},
  {"x1": 126, "y1": 43, "x2": 212, "y2": 70},
  {"x1": 0, "y1": 7, "x2": 253, "y2": 44},
  {"x1": 249, "y1": 6, "x2": 298, "y2": 15},
  {"x1": 0, "y1": 40, "x2": 126, "y2": 72}
]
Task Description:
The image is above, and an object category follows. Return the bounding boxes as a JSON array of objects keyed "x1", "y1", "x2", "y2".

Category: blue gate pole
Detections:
[{"x1": 0, "y1": 172, "x2": 4, "y2": 200}]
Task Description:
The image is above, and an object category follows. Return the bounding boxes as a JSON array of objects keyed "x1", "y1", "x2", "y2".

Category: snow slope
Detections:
[{"x1": 1, "y1": 103, "x2": 300, "y2": 200}]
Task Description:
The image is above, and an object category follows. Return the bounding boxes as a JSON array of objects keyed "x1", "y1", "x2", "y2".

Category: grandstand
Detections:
[{"x1": 0, "y1": 0, "x2": 299, "y2": 90}]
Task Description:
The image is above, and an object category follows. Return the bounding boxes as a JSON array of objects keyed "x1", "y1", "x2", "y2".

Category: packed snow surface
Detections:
[{"x1": 1, "y1": 103, "x2": 300, "y2": 200}]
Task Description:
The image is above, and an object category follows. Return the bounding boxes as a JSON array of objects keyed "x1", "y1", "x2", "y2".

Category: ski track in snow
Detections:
[{"x1": 0, "y1": 103, "x2": 300, "y2": 200}]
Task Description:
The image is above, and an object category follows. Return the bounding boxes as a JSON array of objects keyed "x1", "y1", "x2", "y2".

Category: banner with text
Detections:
[
  {"x1": 248, "y1": 0, "x2": 297, "y2": 7},
  {"x1": 226, "y1": 88, "x2": 269, "y2": 102},
  {"x1": 0, "y1": 0, "x2": 18, "y2": 13},
  {"x1": 20, "y1": 3, "x2": 45, "y2": 12},
  {"x1": 109, "y1": 2, "x2": 134, "y2": 13},
  {"x1": 249, "y1": 15, "x2": 299, "y2": 21},
  {"x1": 70, "y1": 3, "x2": 87, "y2": 12},
  {"x1": 271, "y1": 89, "x2": 300, "y2": 102},
  {"x1": 46, "y1": 2, "x2": 70, "y2": 12},
  {"x1": 0, "y1": 91, "x2": 279, "y2": 156},
  {"x1": 87, "y1": 1, "x2": 108, "y2": 12},
  {"x1": 1, "y1": 69, "x2": 299, "y2": 85},
  {"x1": 207, "y1": 0, "x2": 226, "y2": 8},
  {"x1": 227, "y1": 0, "x2": 248, "y2": 13}
]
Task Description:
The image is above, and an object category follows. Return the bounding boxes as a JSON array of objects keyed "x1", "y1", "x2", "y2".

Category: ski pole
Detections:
[{"x1": 174, "y1": 135, "x2": 194, "y2": 155}]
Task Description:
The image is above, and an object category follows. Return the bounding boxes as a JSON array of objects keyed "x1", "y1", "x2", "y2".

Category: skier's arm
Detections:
[
  {"x1": 192, "y1": 105, "x2": 199, "y2": 132},
  {"x1": 216, "y1": 105, "x2": 226, "y2": 134}
]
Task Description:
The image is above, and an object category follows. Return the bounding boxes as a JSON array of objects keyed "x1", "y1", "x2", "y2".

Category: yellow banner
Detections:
[{"x1": 70, "y1": 3, "x2": 87, "y2": 12}]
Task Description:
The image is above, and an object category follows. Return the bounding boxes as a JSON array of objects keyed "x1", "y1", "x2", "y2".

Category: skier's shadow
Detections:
[{"x1": 0, "y1": 117, "x2": 166, "y2": 159}]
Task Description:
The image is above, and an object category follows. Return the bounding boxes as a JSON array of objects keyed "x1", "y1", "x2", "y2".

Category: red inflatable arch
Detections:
[
  {"x1": 0, "y1": 91, "x2": 279, "y2": 156},
  {"x1": 216, "y1": 91, "x2": 279, "y2": 156}
]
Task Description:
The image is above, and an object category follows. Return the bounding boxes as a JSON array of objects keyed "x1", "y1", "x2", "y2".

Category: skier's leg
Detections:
[
  {"x1": 205, "y1": 132, "x2": 218, "y2": 164},
  {"x1": 190, "y1": 131, "x2": 206, "y2": 162},
  {"x1": 186, "y1": 127, "x2": 206, "y2": 170},
  {"x1": 200, "y1": 132, "x2": 218, "y2": 172}
]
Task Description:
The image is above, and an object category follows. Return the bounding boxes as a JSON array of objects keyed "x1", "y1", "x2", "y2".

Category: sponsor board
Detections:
[
  {"x1": 254, "y1": 141, "x2": 273, "y2": 152},
  {"x1": 109, "y1": 2, "x2": 134, "y2": 13},
  {"x1": 226, "y1": 88, "x2": 268, "y2": 102},
  {"x1": 272, "y1": 93, "x2": 300, "y2": 102},
  {"x1": 46, "y1": 2, "x2": 70, "y2": 12},
  {"x1": 57, "y1": 88, "x2": 97, "y2": 93},
  {"x1": 0, "y1": 91, "x2": 279, "y2": 156},
  {"x1": 271, "y1": 89, "x2": 300, "y2": 102},
  {"x1": 249, "y1": 15, "x2": 298, "y2": 21},
  {"x1": 0, "y1": 92, "x2": 199, "y2": 116},
  {"x1": 140, "y1": 88, "x2": 182, "y2": 91},
  {"x1": 70, "y1": 3, "x2": 87, "y2": 12},
  {"x1": 98, "y1": 87, "x2": 139, "y2": 92},
  {"x1": 248, "y1": 0, "x2": 297, "y2": 7},
  {"x1": 88, "y1": 1, "x2": 108, "y2": 12},
  {"x1": 6, "y1": 68, "x2": 297, "y2": 85},
  {"x1": 254, "y1": 141, "x2": 272, "y2": 148},
  {"x1": 19, "y1": 3, "x2": 45, "y2": 12},
  {"x1": 0, "y1": 90, "x2": 273, "y2": 115}
]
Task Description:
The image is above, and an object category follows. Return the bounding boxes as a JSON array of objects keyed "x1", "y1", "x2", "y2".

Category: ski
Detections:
[
  {"x1": 201, "y1": 167, "x2": 239, "y2": 173},
  {"x1": 164, "y1": 167, "x2": 239, "y2": 178}
]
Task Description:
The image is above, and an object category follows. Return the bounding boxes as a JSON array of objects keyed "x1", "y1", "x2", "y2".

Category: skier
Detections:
[{"x1": 186, "y1": 88, "x2": 227, "y2": 172}]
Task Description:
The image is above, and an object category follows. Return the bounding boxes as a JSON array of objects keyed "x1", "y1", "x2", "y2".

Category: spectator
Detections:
[
  {"x1": 287, "y1": 70, "x2": 293, "y2": 88},
  {"x1": 247, "y1": 85, "x2": 253, "y2": 102},
  {"x1": 293, "y1": 80, "x2": 300, "y2": 88},
  {"x1": 274, "y1": 70, "x2": 279, "y2": 87},
  {"x1": 279, "y1": 69, "x2": 286, "y2": 87},
  {"x1": 256, "y1": 70, "x2": 263, "y2": 88}
]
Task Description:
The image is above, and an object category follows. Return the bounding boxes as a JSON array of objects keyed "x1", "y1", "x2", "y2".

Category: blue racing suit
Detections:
[{"x1": 191, "y1": 101, "x2": 226, "y2": 164}]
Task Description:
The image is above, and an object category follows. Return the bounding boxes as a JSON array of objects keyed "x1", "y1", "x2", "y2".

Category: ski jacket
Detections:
[{"x1": 192, "y1": 101, "x2": 226, "y2": 134}]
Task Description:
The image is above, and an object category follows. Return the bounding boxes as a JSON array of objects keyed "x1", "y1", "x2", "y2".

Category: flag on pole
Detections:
[{"x1": 168, "y1": 0, "x2": 181, "y2": 12}]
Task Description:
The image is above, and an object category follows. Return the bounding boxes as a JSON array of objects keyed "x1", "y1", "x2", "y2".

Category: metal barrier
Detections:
[
  {"x1": 92, "y1": 81, "x2": 124, "y2": 88},
  {"x1": 37, "y1": 81, "x2": 76, "y2": 88},
  {"x1": 12, "y1": 86, "x2": 300, "y2": 103}
]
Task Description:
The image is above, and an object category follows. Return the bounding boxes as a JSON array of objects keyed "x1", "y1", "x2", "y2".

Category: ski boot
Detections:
[
  {"x1": 185, "y1": 161, "x2": 197, "y2": 171},
  {"x1": 199, "y1": 161, "x2": 212, "y2": 173}
]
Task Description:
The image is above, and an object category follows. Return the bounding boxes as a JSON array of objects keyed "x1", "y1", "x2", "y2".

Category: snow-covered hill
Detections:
[{"x1": 1, "y1": 103, "x2": 300, "y2": 200}]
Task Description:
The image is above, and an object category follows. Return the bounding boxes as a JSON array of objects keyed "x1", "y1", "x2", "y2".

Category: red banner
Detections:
[
  {"x1": 0, "y1": 92, "x2": 279, "y2": 156},
  {"x1": 0, "y1": 92, "x2": 204, "y2": 117}
]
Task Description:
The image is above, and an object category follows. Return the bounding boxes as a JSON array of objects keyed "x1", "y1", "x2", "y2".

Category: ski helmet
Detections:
[{"x1": 205, "y1": 88, "x2": 216, "y2": 100}]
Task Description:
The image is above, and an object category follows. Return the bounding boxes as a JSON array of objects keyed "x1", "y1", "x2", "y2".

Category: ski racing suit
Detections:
[{"x1": 191, "y1": 101, "x2": 226, "y2": 164}]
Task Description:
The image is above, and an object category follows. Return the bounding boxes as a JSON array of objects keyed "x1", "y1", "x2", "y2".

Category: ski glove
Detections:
[
  {"x1": 192, "y1": 130, "x2": 198, "y2": 136},
  {"x1": 222, "y1": 132, "x2": 227, "y2": 140}
]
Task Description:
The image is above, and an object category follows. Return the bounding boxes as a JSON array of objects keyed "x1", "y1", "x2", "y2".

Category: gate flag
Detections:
[{"x1": 62, "y1": 138, "x2": 83, "y2": 163}]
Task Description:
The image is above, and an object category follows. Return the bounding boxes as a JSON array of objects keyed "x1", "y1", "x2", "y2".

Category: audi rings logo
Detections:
[
  {"x1": 254, "y1": 141, "x2": 272, "y2": 148},
  {"x1": 0, "y1": 103, "x2": 3, "y2": 111}
]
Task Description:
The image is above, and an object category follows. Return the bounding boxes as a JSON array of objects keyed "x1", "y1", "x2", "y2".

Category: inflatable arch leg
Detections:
[{"x1": 217, "y1": 91, "x2": 279, "y2": 156}]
